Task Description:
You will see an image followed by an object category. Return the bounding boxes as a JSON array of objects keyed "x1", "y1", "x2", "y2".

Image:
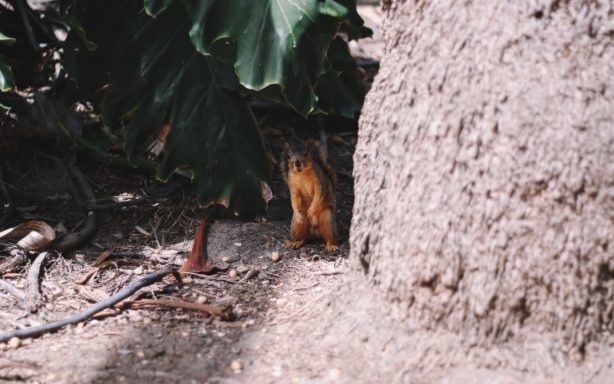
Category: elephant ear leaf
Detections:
[
  {"x1": 0, "y1": 54, "x2": 13, "y2": 92},
  {"x1": 0, "y1": 33, "x2": 15, "y2": 92},
  {"x1": 64, "y1": 0, "x2": 270, "y2": 217},
  {"x1": 144, "y1": 0, "x2": 175, "y2": 17},
  {"x1": 183, "y1": 0, "x2": 364, "y2": 117}
]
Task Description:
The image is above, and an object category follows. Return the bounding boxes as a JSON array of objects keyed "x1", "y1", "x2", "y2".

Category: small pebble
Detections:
[
  {"x1": 8, "y1": 337, "x2": 21, "y2": 350},
  {"x1": 136, "y1": 351, "x2": 145, "y2": 358},
  {"x1": 329, "y1": 368, "x2": 342, "y2": 380},
  {"x1": 182, "y1": 276, "x2": 193, "y2": 284},
  {"x1": 229, "y1": 269, "x2": 238, "y2": 278},
  {"x1": 196, "y1": 295, "x2": 208, "y2": 304},
  {"x1": 271, "y1": 251, "x2": 280, "y2": 262},
  {"x1": 230, "y1": 360, "x2": 242, "y2": 373},
  {"x1": 222, "y1": 256, "x2": 230, "y2": 262}
]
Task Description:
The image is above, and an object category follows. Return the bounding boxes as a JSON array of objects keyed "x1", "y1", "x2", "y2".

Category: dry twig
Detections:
[
  {"x1": 181, "y1": 272, "x2": 238, "y2": 285},
  {"x1": 0, "y1": 357, "x2": 38, "y2": 370},
  {"x1": 120, "y1": 299, "x2": 227, "y2": 317},
  {"x1": 315, "y1": 271, "x2": 344, "y2": 276},
  {"x1": 0, "y1": 267, "x2": 179, "y2": 342},
  {"x1": 0, "y1": 279, "x2": 26, "y2": 300}
]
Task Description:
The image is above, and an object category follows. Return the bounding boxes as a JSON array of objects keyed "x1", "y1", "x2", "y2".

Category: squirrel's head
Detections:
[{"x1": 284, "y1": 141, "x2": 314, "y2": 173}]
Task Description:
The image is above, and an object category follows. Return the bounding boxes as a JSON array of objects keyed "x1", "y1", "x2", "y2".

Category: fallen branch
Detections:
[
  {"x1": 26, "y1": 252, "x2": 49, "y2": 313},
  {"x1": 0, "y1": 279, "x2": 26, "y2": 300},
  {"x1": 120, "y1": 299, "x2": 227, "y2": 317},
  {"x1": 0, "y1": 267, "x2": 179, "y2": 342}
]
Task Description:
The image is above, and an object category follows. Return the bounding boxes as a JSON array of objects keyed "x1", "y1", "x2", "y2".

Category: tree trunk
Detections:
[{"x1": 351, "y1": 0, "x2": 614, "y2": 354}]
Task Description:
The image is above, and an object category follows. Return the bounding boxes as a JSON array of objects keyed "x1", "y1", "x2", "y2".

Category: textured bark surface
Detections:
[{"x1": 351, "y1": 0, "x2": 614, "y2": 353}]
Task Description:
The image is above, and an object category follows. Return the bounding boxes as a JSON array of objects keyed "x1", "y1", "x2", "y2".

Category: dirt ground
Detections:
[
  {"x1": 2, "y1": 112, "x2": 614, "y2": 384},
  {"x1": 0, "y1": 105, "x2": 358, "y2": 384}
]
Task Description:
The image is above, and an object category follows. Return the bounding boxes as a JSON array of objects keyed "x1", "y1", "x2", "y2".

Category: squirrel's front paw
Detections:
[
  {"x1": 294, "y1": 214, "x2": 305, "y2": 224},
  {"x1": 307, "y1": 206, "x2": 316, "y2": 218},
  {"x1": 286, "y1": 240, "x2": 305, "y2": 249}
]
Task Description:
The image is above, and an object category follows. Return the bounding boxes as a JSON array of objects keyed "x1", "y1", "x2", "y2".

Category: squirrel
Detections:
[{"x1": 280, "y1": 140, "x2": 339, "y2": 253}]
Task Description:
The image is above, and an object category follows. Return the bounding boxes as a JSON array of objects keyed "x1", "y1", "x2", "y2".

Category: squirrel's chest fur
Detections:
[{"x1": 288, "y1": 168, "x2": 319, "y2": 209}]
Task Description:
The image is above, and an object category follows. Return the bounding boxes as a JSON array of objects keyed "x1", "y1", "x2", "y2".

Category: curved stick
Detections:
[
  {"x1": 26, "y1": 251, "x2": 49, "y2": 313},
  {"x1": 0, "y1": 268, "x2": 178, "y2": 342}
]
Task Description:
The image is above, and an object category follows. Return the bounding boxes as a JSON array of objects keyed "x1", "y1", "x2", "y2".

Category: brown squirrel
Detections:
[{"x1": 280, "y1": 140, "x2": 338, "y2": 252}]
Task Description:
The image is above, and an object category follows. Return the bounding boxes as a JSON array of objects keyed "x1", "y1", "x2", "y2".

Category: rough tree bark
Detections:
[{"x1": 351, "y1": 0, "x2": 614, "y2": 354}]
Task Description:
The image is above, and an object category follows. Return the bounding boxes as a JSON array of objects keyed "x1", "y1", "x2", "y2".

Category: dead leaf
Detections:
[
  {"x1": 239, "y1": 269, "x2": 260, "y2": 283},
  {"x1": 135, "y1": 226, "x2": 151, "y2": 237},
  {"x1": 331, "y1": 135, "x2": 347, "y2": 146},
  {"x1": 236, "y1": 265, "x2": 250, "y2": 274},
  {"x1": 74, "y1": 285, "x2": 110, "y2": 303},
  {"x1": 94, "y1": 250, "x2": 113, "y2": 266},
  {"x1": 261, "y1": 181, "x2": 274, "y2": 203},
  {"x1": 0, "y1": 220, "x2": 56, "y2": 251}
]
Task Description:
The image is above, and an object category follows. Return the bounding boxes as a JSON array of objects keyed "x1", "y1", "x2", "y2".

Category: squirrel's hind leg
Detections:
[
  {"x1": 287, "y1": 214, "x2": 309, "y2": 249},
  {"x1": 318, "y1": 209, "x2": 338, "y2": 253}
]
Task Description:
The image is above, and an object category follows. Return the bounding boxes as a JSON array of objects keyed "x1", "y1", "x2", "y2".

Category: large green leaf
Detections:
[
  {"x1": 0, "y1": 32, "x2": 14, "y2": 92},
  {"x1": 142, "y1": 0, "x2": 365, "y2": 117},
  {"x1": 0, "y1": 54, "x2": 13, "y2": 92},
  {"x1": 0, "y1": 32, "x2": 15, "y2": 45},
  {"x1": 64, "y1": 1, "x2": 270, "y2": 217}
]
